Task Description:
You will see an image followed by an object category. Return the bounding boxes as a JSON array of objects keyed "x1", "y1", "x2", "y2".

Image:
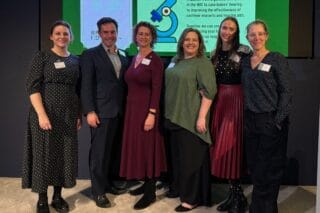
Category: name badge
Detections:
[
  {"x1": 141, "y1": 58, "x2": 151, "y2": 65},
  {"x1": 118, "y1": 50, "x2": 126, "y2": 57},
  {"x1": 258, "y1": 63, "x2": 271, "y2": 72},
  {"x1": 167, "y1": 62, "x2": 175, "y2": 68},
  {"x1": 54, "y1": 61, "x2": 66, "y2": 69},
  {"x1": 229, "y1": 53, "x2": 241, "y2": 63}
]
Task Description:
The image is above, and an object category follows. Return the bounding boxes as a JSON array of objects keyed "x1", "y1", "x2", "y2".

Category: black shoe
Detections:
[
  {"x1": 239, "y1": 191, "x2": 248, "y2": 211},
  {"x1": 108, "y1": 186, "x2": 127, "y2": 195},
  {"x1": 217, "y1": 189, "x2": 233, "y2": 211},
  {"x1": 165, "y1": 190, "x2": 179, "y2": 198},
  {"x1": 129, "y1": 184, "x2": 145, "y2": 196},
  {"x1": 156, "y1": 181, "x2": 169, "y2": 190},
  {"x1": 94, "y1": 195, "x2": 111, "y2": 208},
  {"x1": 37, "y1": 201, "x2": 50, "y2": 213},
  {"x1": 175, "y1": 204, "x2": 197, "y2": 212},
  {"x1": 133, "y1": 194, "x2": 156, "y2": 210},
  {"x1": 51, "y1": 197, "x2": 69, "y2": 213},
  {"x1": 228, "y1": 199, "x2": 244, "y2": 213},
  {"x1": 228, "y1": 189, "x2": 247, "y2": 213},
  {"x1": 127, "y1": 180, "x2": 143, "y2": 188},
  {"x1": 112, "y1": 180, "x2": 129, "y2": 190}
]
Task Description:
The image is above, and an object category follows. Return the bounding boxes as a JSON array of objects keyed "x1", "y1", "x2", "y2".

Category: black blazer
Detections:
[{"x1": 80, "y1": 44, "x2": 129, "y2": 118}]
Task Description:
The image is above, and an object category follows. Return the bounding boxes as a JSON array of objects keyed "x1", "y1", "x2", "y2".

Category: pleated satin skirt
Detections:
[{"x1": 210, "y1": 84, "x2": 244, "y2": 179}]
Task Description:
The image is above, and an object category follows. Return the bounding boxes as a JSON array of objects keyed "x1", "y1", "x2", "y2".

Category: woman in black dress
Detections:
[{"x1": 22, "y1": 20, "x2": 81, "y2": 213}]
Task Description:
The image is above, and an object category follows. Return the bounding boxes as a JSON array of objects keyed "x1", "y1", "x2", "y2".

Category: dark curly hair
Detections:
[{"x1": 133, "y1": 21, "x2": 157, "y2": 48}]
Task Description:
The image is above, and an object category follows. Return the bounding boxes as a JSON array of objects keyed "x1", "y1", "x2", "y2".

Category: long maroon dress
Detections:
[{"x1": 120, "y1": 51, "x2": 166, "y2": 179}]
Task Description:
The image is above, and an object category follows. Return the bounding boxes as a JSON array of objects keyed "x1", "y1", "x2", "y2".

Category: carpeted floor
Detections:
[{"x1": 0, "y1": 178, "x2": 315, "y2": 213}]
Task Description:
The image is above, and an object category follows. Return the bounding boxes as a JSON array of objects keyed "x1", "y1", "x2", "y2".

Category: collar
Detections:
[{"x1": 101, "y1": 43, "x2": 118, "y2": 54}]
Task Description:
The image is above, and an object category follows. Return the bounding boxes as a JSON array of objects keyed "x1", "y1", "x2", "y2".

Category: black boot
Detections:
[
  {"x1": 51, "y1": 186, "x2": 69, "y2": 213},
  {"x1": 228, "y1": 186, "x2": 247, "y2": 213},
  {"x1": 37, "y1": 192, "x2": 49, "y2": 213},
  {"x1": 133, "y1": 179, "x2": 156, "y2": 210},
  {"x1": 129, "y1": 182, "x2": 145, "y2": 196},
  {"x1": 217, "y1": 185, "x2": 234, "y2": 211}
]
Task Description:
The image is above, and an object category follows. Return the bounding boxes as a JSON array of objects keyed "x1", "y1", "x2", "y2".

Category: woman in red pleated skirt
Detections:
[{"x1": 209, "y1": 17, "x2": 251, "y2": 213}]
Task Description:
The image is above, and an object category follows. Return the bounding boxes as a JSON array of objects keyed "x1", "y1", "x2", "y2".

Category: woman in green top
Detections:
[{"x1": 164, "y1": 28, "x2": 217, "y2": 212}]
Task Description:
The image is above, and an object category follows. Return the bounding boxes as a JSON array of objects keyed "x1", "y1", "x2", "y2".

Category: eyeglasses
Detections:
[{"x1": 247, "y1": 32, "x2": 267, "y2": 39}]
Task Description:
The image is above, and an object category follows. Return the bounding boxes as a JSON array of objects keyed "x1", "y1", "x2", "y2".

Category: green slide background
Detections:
[{"x1": 63, "y1": 0, "x2": 289, "y2": 56}]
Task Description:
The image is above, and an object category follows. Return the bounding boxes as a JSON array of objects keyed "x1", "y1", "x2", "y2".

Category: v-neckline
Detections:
[
  {"x1": 134, "y1": 51, "x2": 152, "y2": 69},
  {"x1": 250, "y1": 52, "x2": 270, "y2": 70}
]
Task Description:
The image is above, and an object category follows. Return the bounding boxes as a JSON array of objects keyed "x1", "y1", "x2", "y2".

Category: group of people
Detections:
[{"x1": 22, "y1": 15, "x2": 292, "y2": 213}]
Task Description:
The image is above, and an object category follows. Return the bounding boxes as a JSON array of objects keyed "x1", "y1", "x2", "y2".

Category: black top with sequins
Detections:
[{"x1": 213, "y1": 45, "x2": 250, "y2": 85}]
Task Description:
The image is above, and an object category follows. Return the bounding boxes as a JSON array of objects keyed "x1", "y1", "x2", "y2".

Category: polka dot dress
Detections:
[{"x1": 22, "y1": 50, "x2": 80, "y2": 193}]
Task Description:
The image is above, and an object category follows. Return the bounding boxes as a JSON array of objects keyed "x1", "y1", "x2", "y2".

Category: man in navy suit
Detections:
[{"x1": 80, "y1": 17, "x2": 129, "y2": 208}]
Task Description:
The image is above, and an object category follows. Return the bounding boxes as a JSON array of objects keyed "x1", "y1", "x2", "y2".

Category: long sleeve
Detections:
[
  {"x1": 149, "y1": 54, "x2": 164, "y2": 109},
  {"x1": 274, "y1": 53, "x2": 293, "y2": 124},
  {"x1": 80, "y1": 50, "x2": 96, "y2": 115}
]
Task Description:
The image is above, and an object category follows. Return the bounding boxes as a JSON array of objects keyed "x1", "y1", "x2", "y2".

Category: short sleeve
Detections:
[
  {"x1": 26, "y1": 51, "x2": 45, "y2": 95},
  {"x1": 196, "y1": 57, "x2": 217, "y2": 99}
]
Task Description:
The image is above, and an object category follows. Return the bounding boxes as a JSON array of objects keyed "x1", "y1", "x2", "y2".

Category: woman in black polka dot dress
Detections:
[{"x1": 22, "y1": 20, "x2": 81, "y2": 213}]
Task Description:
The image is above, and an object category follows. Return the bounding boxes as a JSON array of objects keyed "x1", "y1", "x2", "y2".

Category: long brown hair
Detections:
[
  {"x1": 174, "y1": 28, "x2": 206, "y2": 63},
  {"x1": 211, "y1": 16, "x2": 240, "y2": 64}
]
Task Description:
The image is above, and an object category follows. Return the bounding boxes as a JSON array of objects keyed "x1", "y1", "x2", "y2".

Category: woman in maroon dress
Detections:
[
  {"x1": 120, "y1": 21, "x2": 166, "y2": 210},
  {"x1": 209, "y1": 17, "x2": 250, "y2": 213}
]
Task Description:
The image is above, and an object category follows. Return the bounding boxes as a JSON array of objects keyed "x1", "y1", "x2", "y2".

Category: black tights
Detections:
[{"x1": 38, "y1": 186, "x2": 63, "y2": 203}]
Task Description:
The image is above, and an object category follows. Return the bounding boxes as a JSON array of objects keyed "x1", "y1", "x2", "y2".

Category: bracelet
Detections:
[{"x1": 149, "y1": 111, "x2": 156, "y2": 115}]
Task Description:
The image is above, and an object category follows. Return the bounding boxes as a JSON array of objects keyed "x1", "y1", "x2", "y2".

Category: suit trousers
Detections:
[
  {"x1": 167, "y1": 121, "x2": 211, "y2": 206},
  {"x1": 244, "y1": 110, "x2": 289, "y2": 213},
  {"x1": 89, "y1": 116, "x2": 121, "y2": 196}
]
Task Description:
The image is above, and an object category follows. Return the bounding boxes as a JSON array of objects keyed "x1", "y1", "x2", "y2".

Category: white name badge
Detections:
[
  {"x1": 141, "y1": 58, "x2": 151, "y2": 65},
  {"x1": 167, "y1": 62, "x2": 175, "y2": 68},
  {"x1": 229, "y1": 53, "x2": 241, "y2": 63},
  {"x1": 118, "y1": 50, "x2": 126, "y2": 57},
  {"x1": 258, "y1": 63, "x2": 271, "y2": 72},
  {"x1": 54, "y1": 61, "x2": 66, "y2": 69}
]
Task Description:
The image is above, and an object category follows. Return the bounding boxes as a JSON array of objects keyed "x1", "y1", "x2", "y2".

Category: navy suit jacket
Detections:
[{"x1": 80, "y1": 44, "x2": 129, "y2": 118}]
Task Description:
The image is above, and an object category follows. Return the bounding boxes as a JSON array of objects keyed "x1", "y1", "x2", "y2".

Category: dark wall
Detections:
[
  {"x1": 0, "y1": 1, "x2": 39, "y2": 175},
  {"x1": 284, "y1": 59, "x2": 320, "y2": 184},
  {"x1": 0, "y1": 0, "x2": 319, "y2": 185},
  {"x1": 289, "y1": 0, "x2": 313, "y2": 57},
  {"x1": 315, "y1": 0, "x2": 320, "y2": 57}
]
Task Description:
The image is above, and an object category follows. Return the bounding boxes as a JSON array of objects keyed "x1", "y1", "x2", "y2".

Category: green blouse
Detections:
[{"x1": 164, "y1": 56, "x2": 217, "y2": 144}]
